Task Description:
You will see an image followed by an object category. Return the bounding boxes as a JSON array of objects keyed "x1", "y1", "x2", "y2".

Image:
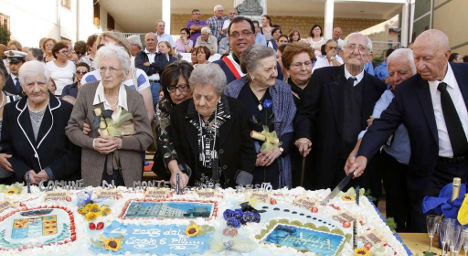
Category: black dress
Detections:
[{"x1": 237, "y1": 85, "x2": 280, "y2": 188}]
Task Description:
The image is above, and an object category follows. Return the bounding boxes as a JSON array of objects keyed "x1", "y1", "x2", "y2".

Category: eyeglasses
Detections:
[
  {"x1": 290, "y1": 61, "x2": 312, "y2": 68},
  {"x1": 59, "y1": 50, "x2": 70, "y2": 54},
  {"x1": 229, "y1": 30, "x2": 254, "y2": 38},
  {"x1": 99, "y1": 66, "x2": 122, "y2": 73},
  {"x1": 345, "y1": 44, "x2": 369, "y2": 53},
  {"x1": 167, "y1": 83, "x2": 190, "y2": 93},
  {"x1": 76, "y1": 70, "x2": 88, "y2": 74},
  {"x1": 327, "y1": 46, "x2": 338, "y2": 50}
]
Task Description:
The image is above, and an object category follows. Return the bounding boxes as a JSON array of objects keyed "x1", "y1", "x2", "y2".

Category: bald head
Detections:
[
  {"x1": 413, "y1": 29, "x2": 451, "y2": 81},
  {"x1": 145, "y1": 32, "x2": 157, "y2": 53},
  {"x1": 414, "y1": 29, "x2": 449, "y2": 52}
]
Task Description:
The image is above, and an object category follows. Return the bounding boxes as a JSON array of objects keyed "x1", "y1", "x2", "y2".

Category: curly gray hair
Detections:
[
  {"x1": 189, "y1": 63, "x2": 227, "y2": 95},
  {"x1": 240, "y1": 44, "x2": 275, "y2": 74},
  {"x1": 18, "y1": 60, "x2": 50, "y2": 86}
]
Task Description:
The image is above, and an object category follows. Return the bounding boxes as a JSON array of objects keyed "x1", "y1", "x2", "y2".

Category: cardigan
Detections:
[{"x1": 65, "y1": 81, "x2": 153, "y2": 187}]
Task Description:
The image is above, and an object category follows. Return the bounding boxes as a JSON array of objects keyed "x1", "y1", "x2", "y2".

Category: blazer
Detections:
[
  {"x1": 66, "y1": 81, "x2": 153, "y2": 186},
  {"x1": 358, "y1": 63, "x2": 468, "y2": 177},
  {"x1": 169, "y1": 97, "x2": 256, "y2": 188},
  {"x1": 0, "y1": 94, "x2": 80, "y2": 181},
  {"x1": 3, "y1": 75, "x2": 22, "y2": 97},
  {"x1": 295, "y1": 65, "x2": 386, "y2": 188}
]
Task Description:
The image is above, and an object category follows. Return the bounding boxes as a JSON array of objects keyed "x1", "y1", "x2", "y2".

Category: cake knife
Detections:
[{"x1": 321, "y1": 170, "x2": 355, "y2": 204}]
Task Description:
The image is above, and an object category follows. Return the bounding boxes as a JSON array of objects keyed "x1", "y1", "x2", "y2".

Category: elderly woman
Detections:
[
  {"x1": 152, "y1": 61, "x2": 193, "y2": 185},
  {"x1": 225, "y1": 45, "x2": 295, "y2": 189},
  {"x1": 66, "y1": 44, "x2": 153, "y2": 187},
  {"x1": 80, "y1": 32, "x2": 154, "y2": 122},
  {"x1": 282, "y1": 42, "x2": 314, "y2": 106},
  {"x1": 46, "y1": 41, "x2": 76, "y2": 95},
  {"x1": 0, "y1": 61, "x2": 80, "y2": 184},
  {"x1": 195, "y1": 27, "x2": 218, "y2": 55},
  {"x1": 170, "y1": 63, "x2": 255, "y2": 188},
  {"x1": 281, "y1": 42, "x2": 314, "y2": 187}
]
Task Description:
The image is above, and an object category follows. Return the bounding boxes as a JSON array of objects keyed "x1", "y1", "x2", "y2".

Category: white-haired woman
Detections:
[
  {"x1": 195, "y1": 27, "x2": 218, "y2": 55},
  {"x1": 225, "y1": 45, "x2": 296, "y2": 189},
  {"x1": 66, "y1": 44, "x2": 153, "y2": 187},
  {"x1": 169, "y1": 63, "x2": 255, "y2": 188},
  {"x1": 0, "y1": 61, "x2": 80, "y2": 184}
]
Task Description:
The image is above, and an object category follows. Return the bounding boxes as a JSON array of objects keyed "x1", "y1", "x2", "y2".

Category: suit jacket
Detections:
[
  {"x1": 3, "y1": 75, "x2": 22, "y2": 97},
  {"x1": 169, "y1": 97, "x2": 256, "y2": 188},
  {"x1": 0, "y1": 94, "x2": 80, "y2": 181},
  {"x1": 66, "y1": 81, "x2": 153, "y2": 187},
  {"x1": 295, "y1": 65, "x2": 386, "y2": 188},
  {"x1": 358, "y1": 63, "x2": 468, "y2": 177}
]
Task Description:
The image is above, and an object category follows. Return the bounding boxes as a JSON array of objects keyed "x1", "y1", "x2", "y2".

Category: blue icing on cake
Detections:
[
  {"x1": 263, "y1": 224, "x2": 345, "y2": 256},
  {"x1": 90, "y1": 221, "x2": 212, "y2": 255}
]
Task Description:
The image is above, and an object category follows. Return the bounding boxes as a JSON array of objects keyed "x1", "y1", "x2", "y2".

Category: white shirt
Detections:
[
  {"x1": 428, "y1": 64, "x2": 468, "y2": 157},
  {"x1": 344, "y1": 66, "x2": 364, "y2": 86},
  {"x1": 144, "y1": 48, "x2": 160, "y2": 81},
  {"x1": 46, "y1": 60, "x2": 76, "y2": 95},
  {"x1": 313, "y1": 55, "x2": 343, "y2": 73}
]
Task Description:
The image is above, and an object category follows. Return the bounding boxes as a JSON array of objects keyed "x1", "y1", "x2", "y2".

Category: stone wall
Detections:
[{"x1": 170, "y1": 13, "x2": 385, "y2": 40}]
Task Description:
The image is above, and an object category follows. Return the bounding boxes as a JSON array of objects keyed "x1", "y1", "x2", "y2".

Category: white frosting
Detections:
[{"x1": 0, "y1": 186, "x2": 408, "y2": 256}]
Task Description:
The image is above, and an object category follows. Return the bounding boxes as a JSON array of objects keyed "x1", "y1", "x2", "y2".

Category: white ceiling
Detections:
[{"x1": 98, "y1": 0, "x2": 403, "y2": 33}]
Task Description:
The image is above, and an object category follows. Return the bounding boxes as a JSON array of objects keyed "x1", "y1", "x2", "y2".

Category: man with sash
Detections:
[{"x1": 214, "y1": 16, "x2": 283, "y2": 84}]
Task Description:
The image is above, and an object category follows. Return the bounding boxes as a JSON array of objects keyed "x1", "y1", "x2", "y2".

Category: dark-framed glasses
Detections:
[{"x1": 167, "y1": 83, "x2": 190, "y2": 93}]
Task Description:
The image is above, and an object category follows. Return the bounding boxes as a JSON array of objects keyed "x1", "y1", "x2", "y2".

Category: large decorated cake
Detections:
[{"x1": 0, "y1": 182, "x2": 410, "y2": 256}]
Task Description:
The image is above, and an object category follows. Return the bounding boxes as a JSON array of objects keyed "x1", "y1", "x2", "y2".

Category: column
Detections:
[
  {"x1": 324, "y1": 0, "x2": 335, "y2": 39},
  {"x1": 162, "y1": 0, "x2": 171, "y2": 34},
  {"x1": 400, "y1": 1, "x2": 410, "y2": 47}
]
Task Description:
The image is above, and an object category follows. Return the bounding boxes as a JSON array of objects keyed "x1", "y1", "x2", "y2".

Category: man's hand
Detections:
[
  {"x1": 295, "y1": 138, "x2": 312, "y2": 157},
  {"x1": 143, "y1": 62, "x2": 151, "y2": 67},
  {"x1": 94, "y1": 136, "x2": 117, "y2": 154},
  {"x1": 36, "y1": 169, "x2": 50, "y2": 181},
  {"x1": 0, "y1": 153, "x2": 13, "y2": 172},
  {"x1": 346, "y1": 156, "x2": 368, "y2": 178},
  {"x1": 24, "y1": 170, "x2": 41, "y2": 185},
  {"x1": 344, "y1": 138, "x2": 362, "y2": 176}
]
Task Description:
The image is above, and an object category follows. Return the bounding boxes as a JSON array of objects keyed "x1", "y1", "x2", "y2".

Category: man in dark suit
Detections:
[
  {"x1": 3, "y1": 50, "x2": 26, "y2": 96},
  {"x1": 347, "y1": 29, "x2": 468, "y2": 232},
  {"x1": 294, "y1": 32, "x2": 386, "y2": 190}
]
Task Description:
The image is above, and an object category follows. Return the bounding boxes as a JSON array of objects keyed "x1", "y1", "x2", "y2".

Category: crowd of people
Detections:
[{"x1": 0, "y1": 5, "x2": 467, "y2": 234}]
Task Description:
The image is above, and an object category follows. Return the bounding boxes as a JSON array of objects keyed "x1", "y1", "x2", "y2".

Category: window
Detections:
[
  {"x1": 93, "y1": 2, "x2": 100, "y2": 28},
  {"x1": 412, "y1": 0, "x2": 433, "y2": 41}
]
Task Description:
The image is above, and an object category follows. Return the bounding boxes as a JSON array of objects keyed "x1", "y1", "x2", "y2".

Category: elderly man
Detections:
[
  {"x1": 332, "y1": 27, "x2": 344, "y2": 51},
  {"x1": 222, "y1": 9, "x2": 238, "y2": 34},
  {"x1": 127, "y1": 35, "x2": 142, "y2": 57},
  {"x1": 186, "y1": 9, "x2": 207, "y2": 45},
  {"x1": 313, "y1": 39, "x2": 344, "y2": 73},
  {"x1": 3, "y1": 50, "x2": 27, "y2": 96},
  {"x1": 214, "y1": 16, "x2": 283, "y2": 83},
  {"x1": 207, "y1": 4, "x2": 228, "y2": 42},
  {"x1": 347, "y1": 29, "x2": 468, "y2": 232},
  {"x1": 195, "y1": 27, "x2": 218, "y2": 55},
  {"x1": 155, "y1": 20, "x2": 175, "y2": 48},
  {"x1": 294, "y1": 32, "x2": 386, "y2": 190},
  {"x1": 135, "y1": 32, "x2": 170, "y2": 104},
  {"x1": 345, "y1": 48, "x2": 416, "y2": 232}
]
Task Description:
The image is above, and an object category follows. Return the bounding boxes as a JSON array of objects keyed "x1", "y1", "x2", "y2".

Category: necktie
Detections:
[
  {"x1": 14, "y1": 77, "x2": 21, "y2": 92},
  {"x1": 437, "y1": 82, "x2": 468, "y2": 156},
  {"x1": 347, "y1": 77, "x2": 356, "y2": 87}
]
